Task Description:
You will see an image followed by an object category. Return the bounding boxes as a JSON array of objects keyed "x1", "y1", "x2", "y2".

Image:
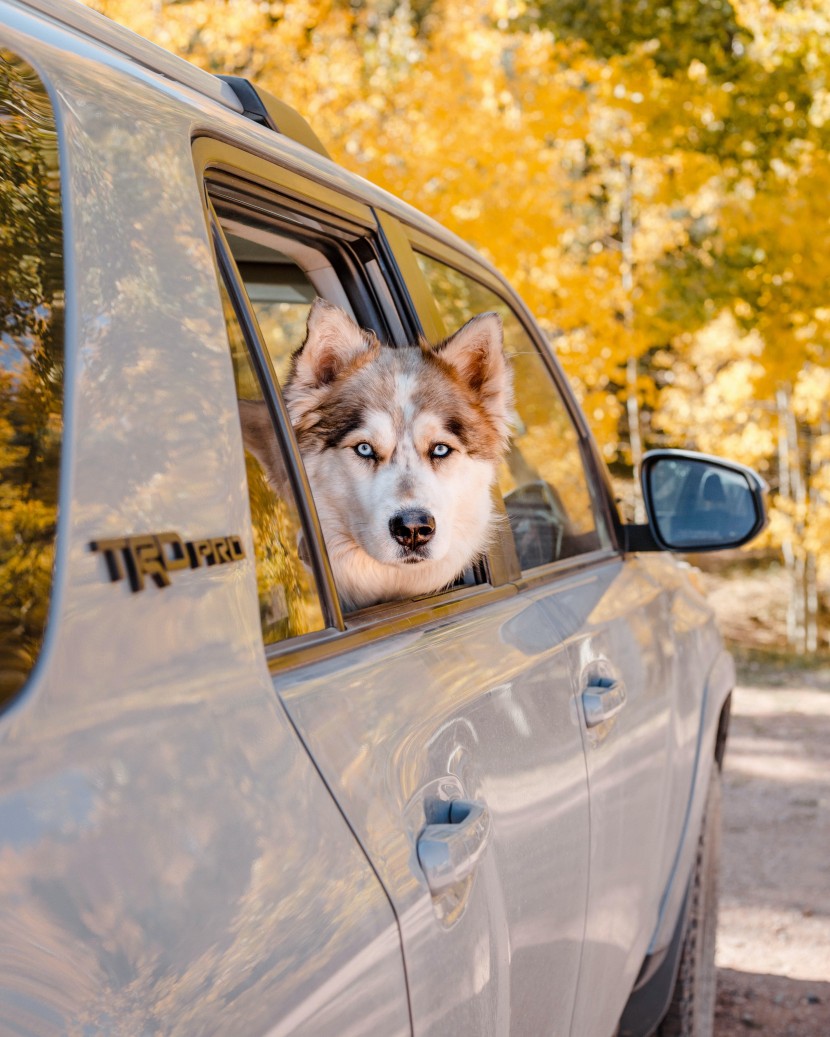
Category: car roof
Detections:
[
  {"x1": 17, "y1": 0, "x2": 503, "y2": 282},
  {"x1": 18, "y1": 0, "x2": 245, "y2": 112}
]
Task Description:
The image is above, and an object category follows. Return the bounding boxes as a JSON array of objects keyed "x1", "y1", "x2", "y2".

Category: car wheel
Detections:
[{"x1": 657, "y1": 766, "x2": 722, "y2": 1037}]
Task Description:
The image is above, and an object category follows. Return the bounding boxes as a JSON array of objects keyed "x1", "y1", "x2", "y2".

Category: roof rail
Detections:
[{"x1": 217, "y1": 76, "x2": 331, "y2": 160}]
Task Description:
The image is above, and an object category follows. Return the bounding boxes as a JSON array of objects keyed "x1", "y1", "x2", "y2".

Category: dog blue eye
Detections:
[
  {"x1": 355, "y1": 442, "x2": 375, "y2": 459},
  {"x1": 431, "y1": 443, "x2": 452, "y2": 458}
]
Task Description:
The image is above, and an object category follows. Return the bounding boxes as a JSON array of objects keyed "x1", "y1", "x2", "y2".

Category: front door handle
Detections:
[
  {"x1": 416, "y1": 799, "x2": 491, "y2": 897},
  {"x1": 582, "y1": 677, "x2": 627, "y2": 727}
]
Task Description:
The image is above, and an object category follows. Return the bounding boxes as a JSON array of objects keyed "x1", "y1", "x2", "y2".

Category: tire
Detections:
[{"x1": 657, "y1": 766, "x2": 722, "y2": 1037}]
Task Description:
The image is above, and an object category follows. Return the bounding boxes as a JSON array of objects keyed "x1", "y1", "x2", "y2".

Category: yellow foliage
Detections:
[{"x1": 82, "y1": 0, "x2": 830, "y2": 594}]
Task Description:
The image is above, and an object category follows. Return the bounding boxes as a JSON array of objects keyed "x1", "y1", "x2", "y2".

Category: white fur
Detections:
[
  {"x1": 248, "y1": 299, "x2": 512, "y2": 611},
  {"x1": 299, "y1": 398, "x2": 499, "y2": 610}
]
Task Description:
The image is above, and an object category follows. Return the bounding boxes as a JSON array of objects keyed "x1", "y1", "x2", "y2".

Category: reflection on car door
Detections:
[
  {"x1": 566, "y1": 550, "x2": 717, "y2": 1035},
  {"x1": 276, "y1": 590, "x2": 591, "y2": 1037}
]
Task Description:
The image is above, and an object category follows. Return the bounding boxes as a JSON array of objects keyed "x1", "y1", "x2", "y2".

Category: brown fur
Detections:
[{"x1": 241, "y1": 298, "x2": 513, "y2": 610}]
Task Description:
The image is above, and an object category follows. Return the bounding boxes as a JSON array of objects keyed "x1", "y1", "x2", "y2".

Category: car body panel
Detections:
[
  {"x1": 377, "y1": 224, "x2": 712, "y2": 1033},
  {"x1": 0, "y1": 12, "x2": 411, "y2": 1034},
  {"x1": 647, "y1": 644, "x2": 735, "y2": 958},
  {"x1": 277, "y1": 578, "x2": 593, "y2": 1037}
]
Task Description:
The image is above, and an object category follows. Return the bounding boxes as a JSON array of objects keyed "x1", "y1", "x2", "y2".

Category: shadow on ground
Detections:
[{"x1": 716, "y1": 969, "x2": 830, "y2": 1036}]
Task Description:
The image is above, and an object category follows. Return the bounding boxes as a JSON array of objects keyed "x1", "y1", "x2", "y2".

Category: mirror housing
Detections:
[{"x1": 623, "y1": 449, "x2": 768, "y2": 553}]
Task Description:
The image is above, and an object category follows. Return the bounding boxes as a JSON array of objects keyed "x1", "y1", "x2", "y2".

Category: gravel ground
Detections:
[{"x1": 714, "y1": 673, "x2": 830, "y2": 1036}]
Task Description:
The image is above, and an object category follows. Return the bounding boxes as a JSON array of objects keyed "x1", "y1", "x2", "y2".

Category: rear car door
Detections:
[
  {"x1": 202, "y1": 158, "x2": 594, "y2": 1036},
  {"x1": 410, "y1": 237, "x2": 682, "y2": 1036}
]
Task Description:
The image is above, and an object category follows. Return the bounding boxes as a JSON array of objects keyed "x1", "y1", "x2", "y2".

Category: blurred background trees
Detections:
[{"x1": 85, "y1": 0, "x2": 830, "y2": 654}]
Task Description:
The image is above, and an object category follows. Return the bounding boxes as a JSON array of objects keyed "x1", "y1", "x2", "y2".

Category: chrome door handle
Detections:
[
  {"x1": 582, "y1": 677, "x2": 627, "y2": 727},
  {"x1": 416, "y1": 799, "x2": 491, "y2": 896}
]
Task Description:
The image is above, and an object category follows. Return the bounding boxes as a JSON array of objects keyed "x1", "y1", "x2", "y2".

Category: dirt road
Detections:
[{"x1": 715, "y1": 672, "x2": 830, "y2": 1035}]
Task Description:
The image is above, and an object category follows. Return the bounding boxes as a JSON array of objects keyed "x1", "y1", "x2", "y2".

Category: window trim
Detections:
[
  {"x1": 264, "y1": 545, "x2": 624, "y2": 676},
  {"x1": 192, "y1": 135, "x2": 376, "y2": 230},
  {"x1": 374, "y1": 209, "x2": 445, "y2": 344},
  {"x1": 266, "y1": 580, "x2": 520, "y2": 674},
  {"x1": 207, "y1": 193, "x2": 396, "y2": 349}
]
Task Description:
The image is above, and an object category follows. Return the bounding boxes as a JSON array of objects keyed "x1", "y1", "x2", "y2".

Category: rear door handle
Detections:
[
  {"x1": 582, "y1": 677, "x2": 627, "y2": 727},
  {"x1": 416, "y1": 799, "x2": 491, "y2": 896}
]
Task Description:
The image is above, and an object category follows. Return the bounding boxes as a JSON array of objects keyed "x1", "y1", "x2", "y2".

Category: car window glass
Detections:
[
  {"x1": 223, "y1": 231, "x2": 317, "y2": 383},
  {"x1": 0, "y1": 52, "x2": 64, "y2": 707},
  {"x1": 417, "y1": 253, "x2": 609, "y2": 570},
  {"x1": 218, "y1": 281, "x2": 326, "y2": 644}
]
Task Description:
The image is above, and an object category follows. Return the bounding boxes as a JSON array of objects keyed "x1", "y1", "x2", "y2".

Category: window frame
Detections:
[
  {"x1": 206, "y1": 185, "x2": 395, "y2": 349},
  {"x1": 394, "y1": 222, "x2": 624, "y2": 587},
  {"x1": 193, "y1": 138, "x2": 524, "y2": 671}
]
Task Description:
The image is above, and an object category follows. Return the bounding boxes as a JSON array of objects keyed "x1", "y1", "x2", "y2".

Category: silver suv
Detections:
[{"x1": 0, "y1": 3, "x2": 766, "y2": 1035}]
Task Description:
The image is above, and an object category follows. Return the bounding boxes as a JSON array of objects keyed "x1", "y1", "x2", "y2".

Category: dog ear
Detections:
[
  {"x1": 435, "y1": 312, "x2": 512, "y2": 425},
  {"x1": 293, "y1": 298, "x2": 379, "y2": 388}
]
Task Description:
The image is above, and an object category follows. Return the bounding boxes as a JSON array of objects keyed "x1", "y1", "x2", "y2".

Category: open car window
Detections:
[{"x1": 205, "y1": 194, "x2": 503, "y2": 631}]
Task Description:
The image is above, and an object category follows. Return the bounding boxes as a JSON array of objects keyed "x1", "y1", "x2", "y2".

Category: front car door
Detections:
[{"x1": 409, "y1": 236, "x2": 683, "y2": 1036}]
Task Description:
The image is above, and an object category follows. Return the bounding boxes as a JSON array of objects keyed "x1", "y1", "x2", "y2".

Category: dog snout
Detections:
[{"x1": 389, "y1": 510, "x2": 436, "y2": 550}]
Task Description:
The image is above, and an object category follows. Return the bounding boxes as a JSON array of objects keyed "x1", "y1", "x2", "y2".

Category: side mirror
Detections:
[{"x1": 625, "y1": 450, "x2": 768, "y2": 553}]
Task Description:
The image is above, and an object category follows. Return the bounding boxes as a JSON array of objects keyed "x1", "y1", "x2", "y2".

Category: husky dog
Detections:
[{"x1": 243, "y1": 298, "x2": 512, "y2": 611}]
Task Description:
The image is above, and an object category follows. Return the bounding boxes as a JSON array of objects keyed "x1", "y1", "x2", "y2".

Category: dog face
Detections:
[{"x1": 246, "y1": 298, "x2": 512, "y2": 610}]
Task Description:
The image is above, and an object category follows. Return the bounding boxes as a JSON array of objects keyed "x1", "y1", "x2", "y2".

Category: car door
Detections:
[
  {"x1": 203, "y1": 165, "x2": 594, "y2": 1036},
  {"x1": 410, "y1": 238, "x2": 681, "y2": 1035}
]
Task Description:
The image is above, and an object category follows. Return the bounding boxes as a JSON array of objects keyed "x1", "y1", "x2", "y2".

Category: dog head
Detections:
[{"x1": 254, "y1": 298, "x2": 512, "y2": 609}]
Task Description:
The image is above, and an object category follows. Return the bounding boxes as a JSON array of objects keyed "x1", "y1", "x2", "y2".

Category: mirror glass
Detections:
[{"x1": 647, "y1": 457, "x2": 758, "y2": 550}]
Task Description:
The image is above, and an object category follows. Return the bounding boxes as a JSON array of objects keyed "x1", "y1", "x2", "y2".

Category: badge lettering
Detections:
[{"x1": 90, "y1": 531, "x2": 246, "y2": 592}]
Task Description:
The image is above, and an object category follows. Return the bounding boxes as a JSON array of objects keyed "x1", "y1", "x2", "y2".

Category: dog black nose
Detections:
[{"x1": 389, "y1": 510, "x2": 436, "y2": 549}]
